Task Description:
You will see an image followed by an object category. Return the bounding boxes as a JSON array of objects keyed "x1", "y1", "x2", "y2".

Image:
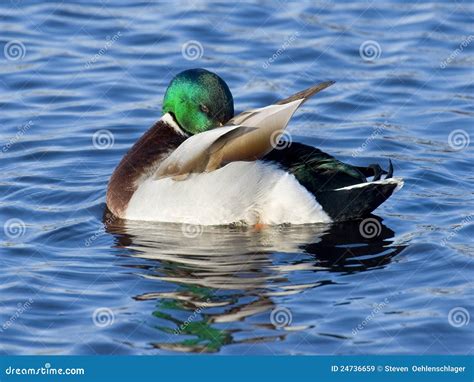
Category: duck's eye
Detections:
[{"x1": 200, "y1": 104, "x2": 210, "y2": 114}]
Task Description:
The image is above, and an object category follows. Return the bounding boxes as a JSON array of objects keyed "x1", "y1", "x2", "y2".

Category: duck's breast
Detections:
[{"x1": 125, "y1": 161, "x2": 331, "y2": 225}]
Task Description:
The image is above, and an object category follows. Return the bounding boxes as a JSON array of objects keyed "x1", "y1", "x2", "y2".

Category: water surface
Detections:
[{"x1": 0, "y1": 1, "x2": 473, "y2": 355}]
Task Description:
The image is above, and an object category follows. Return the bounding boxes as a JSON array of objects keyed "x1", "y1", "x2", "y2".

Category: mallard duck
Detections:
[{"x1": 106, "y1": 68, "x2": 403, "y2": 225}]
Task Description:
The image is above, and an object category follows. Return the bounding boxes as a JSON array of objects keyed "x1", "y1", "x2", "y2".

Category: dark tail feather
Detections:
[
  {"x1": 355, "y1": 160, "x2": 394, "y2": 180},
  {"x1": 386, "y1": 159, "x2": 393, "y2": 178},
  {"x1": 276, "y1": 81, "x2": 335, "y2": 106},
  {"x1": 315, "y1": 179, "x2": 403, "y2": 221}
]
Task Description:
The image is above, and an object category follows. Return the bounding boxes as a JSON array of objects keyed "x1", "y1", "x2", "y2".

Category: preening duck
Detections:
[{"x1": 106, "y1": 68, "x2": 403, "y2": 225}]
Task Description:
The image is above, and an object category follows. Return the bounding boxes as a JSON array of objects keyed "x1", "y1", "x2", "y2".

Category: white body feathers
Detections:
[{"x1": 126, "y1": 161, "x2": 332, "y2": 225}]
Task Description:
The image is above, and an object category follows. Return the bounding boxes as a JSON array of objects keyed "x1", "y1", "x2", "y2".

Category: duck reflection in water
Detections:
[{"x1": 104, "y1": 212, "x2": 406, "y2": 353}]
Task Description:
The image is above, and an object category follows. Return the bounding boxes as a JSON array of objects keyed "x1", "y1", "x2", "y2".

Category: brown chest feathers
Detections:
[{"x1": 106, "y1": 119, "x2": 186, "y2": 217}]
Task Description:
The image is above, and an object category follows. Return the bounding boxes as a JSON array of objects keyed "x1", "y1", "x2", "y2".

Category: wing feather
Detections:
[{"x1": 228, "y1": 81, "x2": 334, "y2": 126}]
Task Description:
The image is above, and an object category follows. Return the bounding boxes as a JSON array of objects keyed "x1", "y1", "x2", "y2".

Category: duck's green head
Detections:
[{"x1": 162, "y1": 68, "x2": 234, "y2": 135}]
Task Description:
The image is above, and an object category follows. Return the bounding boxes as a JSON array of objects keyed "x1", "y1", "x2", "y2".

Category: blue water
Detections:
[{"x1": 0, "y1": 1, "x2": 473, "y2": 355}]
